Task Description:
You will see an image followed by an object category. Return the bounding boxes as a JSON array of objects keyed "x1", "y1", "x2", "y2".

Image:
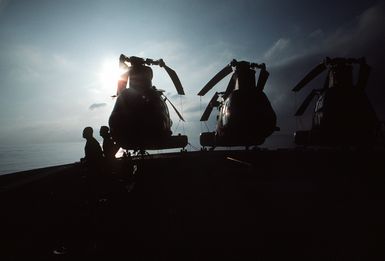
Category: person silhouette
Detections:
[
  {"x1": 99, "y1": 126, "x2": 119, "y2": 160},
  {"x1": 81, "y1": 127, "x2": 103, "y2": 165},
  {"x1": 80, "y1": 127, "x2": 109, "y2": 212}
]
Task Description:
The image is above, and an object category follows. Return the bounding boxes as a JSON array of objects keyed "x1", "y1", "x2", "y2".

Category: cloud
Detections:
[
  {"x1": 263, "y1": 38, "x2": 291, "y2": 61},
  {"x1": 308, "y1": 29, "x2": 324, "y2": 39},
  {"x1": 89, "y1": 103, "x2": 107, "y2": 110},
  {"x1": 356, "y1": 2, "x2": 385, "y2": 39},
  {"x1": 260, "y1": 1, "x2": 385, "y2": 133},
  {"x1": 264, "y1": 2, "x2": 385, "y2": 66}
]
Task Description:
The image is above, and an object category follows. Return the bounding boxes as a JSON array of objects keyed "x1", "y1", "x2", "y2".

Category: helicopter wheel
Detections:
[{"x1": 134, "y1": 149, "x2": 149, "y2": 157}]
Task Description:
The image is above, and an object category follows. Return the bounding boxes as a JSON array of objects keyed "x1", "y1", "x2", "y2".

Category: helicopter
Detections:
[
  {"x1": 197, "y1": 59, "x2": 278, "y2": 149},
  {"x1": 292, "y1": 57, "x2": 380, "y2": 146},
  {"x1": 109, "y1": 54, "x2": 188, "y2": 152}
]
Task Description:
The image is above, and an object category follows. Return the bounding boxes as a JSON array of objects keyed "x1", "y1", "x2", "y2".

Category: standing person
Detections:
[
  {"x1": 81, "y1": 127, "x2": 103, "y2": 165},
  {"x1": 81, "y1": 127, "x2": 107, "y2": 204},
  {"x1": 99, "y1": 126, "x2": 119, "y2": 160}
]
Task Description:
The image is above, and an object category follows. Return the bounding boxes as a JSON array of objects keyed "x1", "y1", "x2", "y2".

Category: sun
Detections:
[{"x1": 98, "y1": 58, "x2": 127, "y2": 92}]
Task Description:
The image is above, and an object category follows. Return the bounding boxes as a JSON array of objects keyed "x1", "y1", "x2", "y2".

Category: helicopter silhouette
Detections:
[
  {"x1": 109, "y1": 54, "x2": 188, "y2": 152},
  {"x1": 292, "y1": 57, "x2": 380, "y2": 146},
  {"x1": 198, "y1": 59, "x2": 278, "y2": 149}
]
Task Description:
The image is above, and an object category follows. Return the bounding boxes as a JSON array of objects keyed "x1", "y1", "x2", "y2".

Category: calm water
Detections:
[
  {"x1": 0, "y1": 142, "x2": 84, "y2": 175},
  {"x1": 0, "y1": 135, "x2": 295, "y2": 175}
]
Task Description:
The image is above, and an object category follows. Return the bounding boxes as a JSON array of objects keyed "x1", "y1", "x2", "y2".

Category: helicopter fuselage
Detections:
[
  {"x1": 214, "y1": 88, "x2": 277, "y2": 146},
  {"x1": 109, "y1": 86, "x2": 182, "y2": 150},
  {"x1": 311, "y1": 86, "x2": 379, "y2": 145}
]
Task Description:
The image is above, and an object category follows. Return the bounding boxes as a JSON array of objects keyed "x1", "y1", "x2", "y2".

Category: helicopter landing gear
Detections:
[
  {"x1": 133, "y1": 149, "x2": 149, "y2": 157},
  {"x1": 200, "y1": 146, "x2": 215, "y2": 151},
  {"x1": 200, "y1": 132, "x2": 216, "y2": 147}
]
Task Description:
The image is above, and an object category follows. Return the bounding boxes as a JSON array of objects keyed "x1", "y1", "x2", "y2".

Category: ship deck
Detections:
[{"x1": 0, "y1": 148, "x2": 384, "y2": 259}]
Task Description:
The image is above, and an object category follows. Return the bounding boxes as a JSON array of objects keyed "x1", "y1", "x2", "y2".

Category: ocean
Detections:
[
  {"x1": 0, "y1": 134, "x2": 295, "y2": 175},
  {"x1": 0, "y1": 142, "x2": 84, "y2": 175},
  {"x1": 0, "y1": 141, "x2": 179, "y2": 175}
]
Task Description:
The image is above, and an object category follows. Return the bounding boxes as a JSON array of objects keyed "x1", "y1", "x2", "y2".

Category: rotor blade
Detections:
[
  {"x1": 163, "y1": 95, "x2": 185, "y2": 122},
  {"x1": 201, "y1": 92, "x2": 219, "y2": 121},
  {"x1": 295, "y1": 89, "x2": 318, "y2": 116},
  {"x1": 222, "y1": 73, "x2": 237, "y2": 100},
  {"x1": 163, "y1": 65, "x2": 185, "y2": 95},
  {"x1": 292, "y1": 63, "x2": 327, "y2": 92},
  {"x1": 119, "y1": 54, "x2": 129, "y2": 63},
  {"x1": 356, "y1": 63, "x2": 371, "y2": 90},
  {"x1": 198, "y1": 65, "x2": 233, "y2": 96},
  {"x1": 322, "y1": 72, "x2": 329, "y2": 90},
  {"x1": 256, "y1": 68, "x2": 270, "y2": 91}
]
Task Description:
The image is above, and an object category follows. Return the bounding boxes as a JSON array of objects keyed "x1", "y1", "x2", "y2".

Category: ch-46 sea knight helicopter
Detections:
[
  {"x1": 292, "y1": 57, "x2": 380, "y2": 146},
  {"x1": 197, "y1": 59, "x2": 278, "y2": 149},
  {"x1": 109, "y1": 54, "x2": 188, "y2": 152}
]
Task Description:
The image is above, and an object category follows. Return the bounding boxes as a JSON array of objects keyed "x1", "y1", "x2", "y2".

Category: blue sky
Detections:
[{"x1": 0, "y1": 0, "x2": 384, "y2": 148}]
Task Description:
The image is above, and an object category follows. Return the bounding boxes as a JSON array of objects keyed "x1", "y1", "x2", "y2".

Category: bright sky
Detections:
[{"x1": 0, "y1": 0, "x2": 384, "y2": 148}]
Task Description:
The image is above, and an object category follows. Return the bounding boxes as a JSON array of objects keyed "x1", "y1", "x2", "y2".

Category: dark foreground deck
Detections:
[{"x1": 0, "y1": 149, "x2": 384, "y2": 259}]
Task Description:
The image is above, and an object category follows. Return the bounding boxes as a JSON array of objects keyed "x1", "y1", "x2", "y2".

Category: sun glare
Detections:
[{"x1": 99, "y1": 59, "x2": 127, "y2": 91}]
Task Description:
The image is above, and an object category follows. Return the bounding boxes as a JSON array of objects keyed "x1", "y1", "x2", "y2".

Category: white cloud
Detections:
[{"x1": 263, "y1": 38, "x2": 290, "y2": 61}]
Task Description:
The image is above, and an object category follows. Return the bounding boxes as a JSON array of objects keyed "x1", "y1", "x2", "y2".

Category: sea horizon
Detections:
[
  {"x1": 0, "y1": 142, "x2": 84, "y2": 176},
  {"x1": 0, "y1": 134, "x2": 295, "y2": 176}
]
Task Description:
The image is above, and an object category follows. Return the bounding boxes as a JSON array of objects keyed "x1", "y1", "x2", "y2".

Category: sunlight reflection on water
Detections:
[{"x1": 0, "y1": 142, "x2": 84, "y2": 175}]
